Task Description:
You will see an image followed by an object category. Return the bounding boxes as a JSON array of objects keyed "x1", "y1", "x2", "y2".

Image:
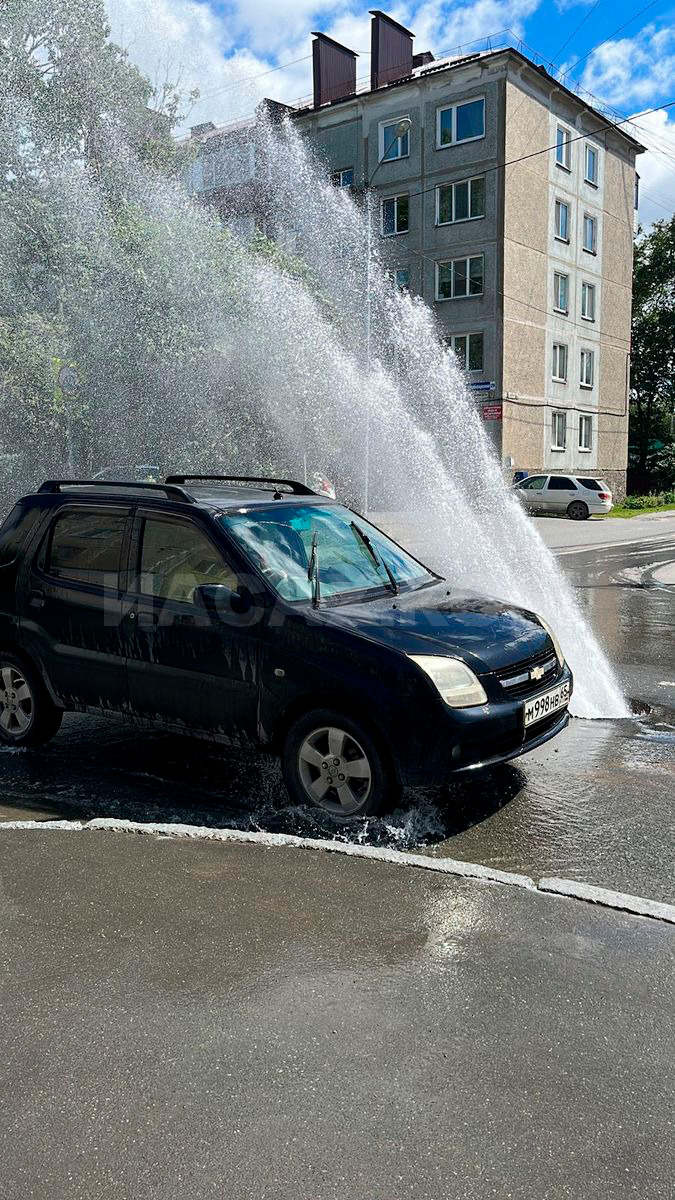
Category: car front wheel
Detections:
[
  {"x1": 567, "y1": 500, "x2": 589, "y2": 520},
  {"x1": 0, "y1": 652, "x2": 63, "y2": 748},
  {"x1": 281, "y1": 708, "x2": 400, "y2": 819}
]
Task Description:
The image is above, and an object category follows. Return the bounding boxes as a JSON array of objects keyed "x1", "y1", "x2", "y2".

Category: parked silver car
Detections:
[{"x1": 513, "y1": 474, "x2": 612, "y2": 520}]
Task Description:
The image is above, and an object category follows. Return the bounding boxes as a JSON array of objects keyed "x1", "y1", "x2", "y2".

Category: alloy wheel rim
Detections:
[
  {"x1": 297, "y1": 726, "x2": 372, "y2": 815},
  {"x1": 0, "y1": 665, "x2": 34, "y2": 738},
  {"x1": 570, "y1": 502, "x2": 587, "y2": 519}
]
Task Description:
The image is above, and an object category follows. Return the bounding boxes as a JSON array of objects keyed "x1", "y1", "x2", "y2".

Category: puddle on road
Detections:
[{"x1": 1, "y1": 702, "x2": 673, "y2": 892}]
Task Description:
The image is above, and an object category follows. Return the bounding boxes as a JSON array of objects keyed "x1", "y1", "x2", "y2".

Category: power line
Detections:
[
  {"x1": 550, "y1": 1, "x2": 602, "y2": 64},
  {"x1": 561, "y1": 0, "x2": 664, "y2": 79},
  {"x1": 392, "y1": 99, "x2": 675, "y2": 209}
]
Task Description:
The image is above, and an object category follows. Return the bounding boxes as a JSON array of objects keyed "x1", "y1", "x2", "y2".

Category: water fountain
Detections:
[{"x1": 0, "y1": 19, "x2": 628, "y2": 721}]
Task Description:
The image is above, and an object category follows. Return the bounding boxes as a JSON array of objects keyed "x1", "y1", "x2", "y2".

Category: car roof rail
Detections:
[
  {"x1": 37, "y1": 480, "x2": 195, "y2": 503},
  {"x1": 165, "y1": 474, "x2": 317, "y2": 496}
]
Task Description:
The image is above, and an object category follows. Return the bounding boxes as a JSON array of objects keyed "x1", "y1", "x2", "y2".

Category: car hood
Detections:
[{"x1": 319, "y1": 581, "x2": 550, "y2": 673}]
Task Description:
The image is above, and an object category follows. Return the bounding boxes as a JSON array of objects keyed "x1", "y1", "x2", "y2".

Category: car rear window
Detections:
[
  {"x1": 577, "y1": 478, "x2": 601, "y2": 490},
  {"x1": 43, "y1": 511, "x2": 127, "y2": 586}
]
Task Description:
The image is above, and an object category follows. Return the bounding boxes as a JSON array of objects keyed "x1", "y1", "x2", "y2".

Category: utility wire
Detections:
[
  {"x1": 390, "y1": 99, "x2": 675, "y2": 209},
  {"x1": 561, "y1": 0, "x2": 664, "y2": 79}
]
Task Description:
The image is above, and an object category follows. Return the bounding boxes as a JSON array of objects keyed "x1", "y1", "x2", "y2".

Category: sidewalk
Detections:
[{"x1": 1, "y1": 827, "x2": 673, "y2": 1200}]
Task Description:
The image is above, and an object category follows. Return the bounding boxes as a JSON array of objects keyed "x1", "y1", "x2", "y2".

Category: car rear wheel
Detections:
[
  {"x1": 281, "y1": 708, "x2": 400, "y2": 819},
  {"x1": 0, "y1": 653, "x2": 63, "y2": 748},
  {"x1": 567, "y1": 500, "x2": 589, "y2": 521}
]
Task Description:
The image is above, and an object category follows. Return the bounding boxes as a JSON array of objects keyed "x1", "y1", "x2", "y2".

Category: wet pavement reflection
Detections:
[{"x1": 1, "y1": 534, "x2": 674, "y2": 904}]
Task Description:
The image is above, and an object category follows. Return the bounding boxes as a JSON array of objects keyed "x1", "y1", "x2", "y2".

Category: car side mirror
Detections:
[{"x1": 194, "y1": 584, "x2": 252, "y2": 620}]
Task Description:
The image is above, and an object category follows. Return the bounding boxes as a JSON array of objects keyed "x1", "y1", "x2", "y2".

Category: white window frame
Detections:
[
  {"x1": 580, "y1": 349, "x2": 595, "y2": 389},
  {"x1": 381, "y1": 194, "x2": 409, "y2": 237},
  {"x1": 436, "y1": 97, "x2": 486, "y2": 149},
  {"x1": 394, "y1": 267, "x2": 410, "y2": 291},
  {"x1": 555, "y1": 199, "x2": 570, "y2": 243},
  {"x1": 552, "y1": 342, "x2": 568, "y2": 383},
  {"x1": 581, "y1": 280, "x2": 596, "y2": 321},
  {"x1": 435, "y1": 255, "x2": 484, "y2": 301},
  {"x1": 435, "y1": 176, "x2": 485, "y2": 226},
  {"x1": 555, "y1": 124, "x2": 572, "y2": 170},
  {"x1": 553, "y1": 272, "x2": 569, "y2": 315},
  {"x1": 552, "y1": 410, "x2": 567, "y2": 451},
  {"x1": 583, "y1": 213, "x2": 597, "y2": 255},
  {"x1": 379, "y1": 117, "x2": 410, "y2": 163},
  {"x1": 578, "y1": 413, "x2": 593, "y2": 452},
  {"x1": 584, "y1": 144, "x2": 598, "y2": 186},
  {"x1": 449, "y1": 332, "x2": 484, "y2": 372},
  {"x1": 332, "y1": 167, "x2": 354, "y2": 187}
]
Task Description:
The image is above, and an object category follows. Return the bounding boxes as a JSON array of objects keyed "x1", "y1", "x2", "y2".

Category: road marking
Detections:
[
  {"x1": 555, "y1": 535, "x2": 675, "y2": 557},
  {"x1": 2, "y1": 817, "x2": 674, "y2": 926}
]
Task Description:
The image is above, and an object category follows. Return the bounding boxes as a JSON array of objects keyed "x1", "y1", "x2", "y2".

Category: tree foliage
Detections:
[{"x1": 630, "y1": 216, "x2": 675, "y2": 483}]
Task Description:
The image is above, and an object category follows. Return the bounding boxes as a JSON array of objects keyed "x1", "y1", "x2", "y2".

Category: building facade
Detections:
[{"x1": 187, "y1": 14, "x2": 643, "y2": 498}]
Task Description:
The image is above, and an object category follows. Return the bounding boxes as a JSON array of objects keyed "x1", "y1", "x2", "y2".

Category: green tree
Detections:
[{"x1": 630, "y1": 216, "x2": 675, "y2": 480}]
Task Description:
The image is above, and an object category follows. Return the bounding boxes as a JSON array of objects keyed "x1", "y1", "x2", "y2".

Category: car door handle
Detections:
[{"x1": 28, "y1": 589, "x2": 45, "y2": 609}]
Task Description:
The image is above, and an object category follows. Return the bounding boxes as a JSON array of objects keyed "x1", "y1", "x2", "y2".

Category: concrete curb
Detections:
[
  {"x1": 538, "y1": 877, "x2": 675, "y2": 924},
  {"x1": 2, "y1": 816, "x2": 675, "y2": 925}
]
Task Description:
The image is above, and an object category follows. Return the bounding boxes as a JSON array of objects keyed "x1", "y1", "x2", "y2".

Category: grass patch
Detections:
[{"x1": 607, "y1": 503, "x2": 675, "y2": 519}]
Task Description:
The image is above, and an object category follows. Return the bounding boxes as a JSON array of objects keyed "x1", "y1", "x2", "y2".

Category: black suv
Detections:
[{"x1": 0, "y1": 476, "x2": 572, "y2": 818}]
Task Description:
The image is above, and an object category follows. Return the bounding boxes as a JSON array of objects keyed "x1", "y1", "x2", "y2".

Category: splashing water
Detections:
[{"x1": 0, "y1": 45, "x2": 627, "y2": 719}]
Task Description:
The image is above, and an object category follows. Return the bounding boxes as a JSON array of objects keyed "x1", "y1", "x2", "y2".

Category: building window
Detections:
[
  {"x1": 379, "y1": 119, "x2": 410, "y2": 162},
  {"x1": 555, "y1": 199, "x2": 570, "y2": 242},
  {"x1": 579, "y1": 413, "x2": 593, "y2": 451},
  {"x1": 552, "y1": 411, "x2": 567, "y2": 450},
  {"x1": 449, "y1": 332, "x2": 484, "y2": 371},
  {"x1": 553, "y1": 272, "x2": 569, "y2": 314},
  {"x1": 581, "y1": 281, "x2": 596, "y2": 321},
  {"x1": 555, "y1": 125, "x2": 571, "y2": 170},
  {"x1": 436, "y1": 255, "x2": 484, "y2": 300},
  {"x1": 436, "y1": 176, "x2": 485, "y2": 225},
  {"x1": 394, "y1": 268, "x2": 410, "y2": 291},
  {"x1": 583, "y1": 213, "x2": 597, "y2": 254},
  {"x1": 331, "y1": 168, "x2": 354, "y2": 187},
  {"x1": 584, "y1": 145, "x2": 598, "y2": 186},
  {"x1": 552, "y1": 342, "x2": 568, "y2": 382},
  {"x1": 580, "y1": 349, "x2": 595, "y2": 388},
  {"x1": 381, "y1": 194, "x2": 409, "y2": 236},
  {"x1": 436, "y1": 98, "x2": 485, "y2": 147}
]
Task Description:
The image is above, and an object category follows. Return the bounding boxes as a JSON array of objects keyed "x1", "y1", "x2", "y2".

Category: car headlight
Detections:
[
  {"x1": 408, "y1": 655, "x2": 488, "y2": 708},
  {"x1": 537, "y1": 616, "x2": 565, "y2": 667}
]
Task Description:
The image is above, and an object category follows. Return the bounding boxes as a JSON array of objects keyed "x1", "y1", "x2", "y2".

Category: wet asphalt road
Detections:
[
  {"x1": 0, "y1": 515, "x2": 673, "y2": 904},
  {"x1": 1, "y1": 830, "x2": 673, "y2": 1200}
]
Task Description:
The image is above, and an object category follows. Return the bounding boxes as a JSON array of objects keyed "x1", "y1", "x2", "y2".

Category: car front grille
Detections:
[{"x1": 495, "y1": 644, "x2": 560, "y2": 699}]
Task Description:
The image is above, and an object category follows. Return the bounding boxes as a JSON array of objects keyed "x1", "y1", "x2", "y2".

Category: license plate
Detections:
[{"x1": 523, "y1": 681, "x2": 570, "y2": 727}]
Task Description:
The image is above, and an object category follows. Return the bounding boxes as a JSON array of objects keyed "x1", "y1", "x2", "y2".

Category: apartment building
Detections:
[{"x1": 187, "y1": 13, "x2": 643, "y2": 498}]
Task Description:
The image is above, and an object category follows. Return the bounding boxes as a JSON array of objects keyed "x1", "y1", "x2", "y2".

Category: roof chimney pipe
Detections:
[
  {"x1": 312, "y1": 32, "x2": 358, "y2": 108},
  {"x1": 370, "y1": 10, "x2": 414, "y2": 90}
]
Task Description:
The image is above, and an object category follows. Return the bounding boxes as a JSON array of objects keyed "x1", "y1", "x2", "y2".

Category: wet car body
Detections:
[{"x1": 0, "y1": 478, "x2": 573, "y2": 810}]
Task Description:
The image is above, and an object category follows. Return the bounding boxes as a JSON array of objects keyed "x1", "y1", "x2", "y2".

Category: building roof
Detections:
[{"x1": 293, "y1": 44, "x2": 645, "y2": 153}]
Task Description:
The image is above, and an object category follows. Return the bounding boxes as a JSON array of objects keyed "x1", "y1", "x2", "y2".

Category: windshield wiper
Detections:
[
  {"x1": 307, "y1": 531, "x2": 321, "y2": 607},
  {"x1": 350, "y1": 522, "x2": 399, "y2": 595}
]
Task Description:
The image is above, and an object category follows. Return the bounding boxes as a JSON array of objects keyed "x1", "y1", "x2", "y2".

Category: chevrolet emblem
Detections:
[{"x1": 530, "y1": 665, "x2": 545, "y2": 681}]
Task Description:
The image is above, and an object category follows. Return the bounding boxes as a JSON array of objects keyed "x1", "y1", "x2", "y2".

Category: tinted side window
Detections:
[
  {"x1": 45, "y1": 512, "x2": 126, "y2": 586},
  {"x1": 548, "y1": 476, "x2": 577, "y2": 490},
  {"x1": 139, "y1": 518, "x2": 239, "y2": 603},
  {"x1": 578, "y1": 478, "x2": 601, "y2": 490},
  {"x1": 0, "y1": 504, "x2": 42, "y2": 567}
]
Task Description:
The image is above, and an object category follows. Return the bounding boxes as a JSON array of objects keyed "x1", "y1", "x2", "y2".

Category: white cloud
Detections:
[
  {"x1": 631, "y1": 108, "x2": 675, "y2": 226},
  {"x1": 579, "y1": 25, "x2": 675, "y2": 108}
]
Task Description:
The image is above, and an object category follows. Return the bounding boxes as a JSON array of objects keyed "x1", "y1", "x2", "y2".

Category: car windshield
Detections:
[{"x1": 221, "y1": 503, "x2": 436, "y2": 602}]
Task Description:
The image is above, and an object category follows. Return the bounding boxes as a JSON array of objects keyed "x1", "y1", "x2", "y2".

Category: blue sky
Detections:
[{"x1": 106, "y1": 0, "x2": 675, "y2": 222}]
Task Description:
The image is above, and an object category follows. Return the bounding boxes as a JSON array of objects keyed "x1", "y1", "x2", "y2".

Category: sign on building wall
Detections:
[{"x1": 482, "y1": 402, "x2": 503, "y2": 421}]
